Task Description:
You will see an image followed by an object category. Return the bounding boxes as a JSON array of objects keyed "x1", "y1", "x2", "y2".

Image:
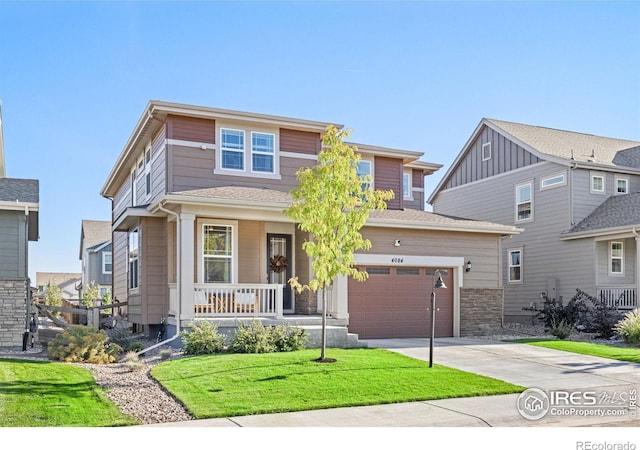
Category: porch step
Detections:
[{"x1": 299, "y1": 325, "x2": 368, "y2": 349}]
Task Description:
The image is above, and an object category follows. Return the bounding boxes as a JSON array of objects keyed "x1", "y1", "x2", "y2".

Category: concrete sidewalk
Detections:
[{"x1": 143, "y1": 338, "x2": 640, "y2": 427}]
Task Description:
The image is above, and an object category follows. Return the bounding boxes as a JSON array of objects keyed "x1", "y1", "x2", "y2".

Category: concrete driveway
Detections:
[{"x1": 147, "y1": 338, "x2": 640, "y2": 427}]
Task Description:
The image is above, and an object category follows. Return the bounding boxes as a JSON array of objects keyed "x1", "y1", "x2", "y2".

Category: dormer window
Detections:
[{"x1": 615, "y1": 176, "x2": 628, "y2": 195}]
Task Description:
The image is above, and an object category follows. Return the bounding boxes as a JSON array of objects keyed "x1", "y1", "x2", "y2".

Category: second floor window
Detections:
[
  {"x1": 103, "y1": 252, "x2": 112, "y2": 275},
  {"x1": 591, "y1": 173, "x2": 605, "y2": 194},
  {"x1": 515, "y1": 182, "x2": 532, "y2": 222},
  {"x1": 251, "y1": 132, "x2": 275, "y2": 173},
  {"x1": 616, "y1": 177, "x2": 628, "y2": 195},
  {"x1": 357, "y1": 160, "x2": 372, "y2": 191},
  {"x1": 221, "y1": 128, "x2": 245, "y2": 171}
]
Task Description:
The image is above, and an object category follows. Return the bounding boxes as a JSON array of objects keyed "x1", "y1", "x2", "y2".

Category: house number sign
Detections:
[{"x1": 391, "y1": 257, "x2": 404, "y2": 263}]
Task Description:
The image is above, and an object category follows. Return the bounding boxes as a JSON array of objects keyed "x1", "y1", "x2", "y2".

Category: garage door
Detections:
[{"x1": 348, "y1": 267, "x2": 453, "y2": 339}]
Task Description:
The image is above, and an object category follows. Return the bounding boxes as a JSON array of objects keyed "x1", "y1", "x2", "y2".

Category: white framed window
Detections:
[
  {"x1": 482, "y1": 142, "x2": 492, "y2": 161},
  {"x1": 144, "y1": 147, "x2": 151, "y2": 197},
  {"x1": 99, "y1": 287, "x2": 111, "y2": 299},
  {"x1": 128, "y1": 228, "x2": 139, "y2": 290},
  {"x1": 508, "y1": 248, "x2": 523, "y2": 283},
  {"x1": 403, "y1": 171, "x2": 412, "y2": 199},
  {"x1": 515, "y1": 182, "x2": 532, "y2": 222},
  {"x1": 221, "y1": 128, "x2": 245, "y2": 171},
  {"x1": 615, "y1": 176, "x2": 628, "y2": 195},
  {"x1": 540, "y1": 173, "x2": 566, "y2": 190},
  {"x1": 590, "y1": 172, "x2": 605, "y2": 194},
  {"x1": 102, "y1": 252, "x2": 112, "y2": 275},
  {"x1": 200, "y1": 221, "x2": 237, "y2": 283},
  {"x1": 610, "y1": 241, "x2": 624, "y2": 275},
  {"x1": 251, "y1": 132, "x2": 275, "y2": 174},
  {"x1": 357, "y1": 159, "x2": 373, "y2": 191},
  {"x1": 131, "y1": 169, "x2": 138, "y2": 206}
]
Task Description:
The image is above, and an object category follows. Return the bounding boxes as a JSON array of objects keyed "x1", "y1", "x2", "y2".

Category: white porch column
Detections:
[
  {"x1": 180, "y1": 213, "x2": 196, "y2": 320},
  {"x1": 333, "y1": 274, "x2": 349, "y2": 320}
]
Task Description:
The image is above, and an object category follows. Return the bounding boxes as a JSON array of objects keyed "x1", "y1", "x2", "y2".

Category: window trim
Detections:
[
  {"x1": 128, "y1": 228, "x2": 140, "y2": 291},
  {"x1": 357, "y1": 158, "x2": 374, "y2": 190},
  {"x1": 482, "y1": 142, "x2": 492, "y2": 161},
  {"x1": 220, "y1": 127, "x2": 246, "y2": 172},
  {"x1": 540, "y1": 172, "x2": 566, "y2": 190},
  {"x1": 102, "y1": 251, "x2": 112, "y2": 275},
  {"x1": 508, "y1": 248, "x2": 523, "y2": 283},
  {"x1": 144, "y1": 146, "x2": 151, "y2": 198},
  {"x1": 615, "y1": 176, "x2": 629, "y2": 195},
  {"x1": 609, "y1": 241, "x2": 624, "y2": 276},
  {"x1": 197, "y1": 219, "x2": 238, "y2": 284},
  {"x1": 590, "y1": 172, "x2": 605, "y2": 194},
  {"x1": 515, "y1": 182, "x2": 533, "y2": 223},
  {"x1": 402, "y1": 171, "x2": 413, "y2": 200},
  {"x1": 250, "y1": 131, "x2": 276, "y2": 175},
  {"x1": 214, "y1": 125, "x2": 281, "y2": 179}
]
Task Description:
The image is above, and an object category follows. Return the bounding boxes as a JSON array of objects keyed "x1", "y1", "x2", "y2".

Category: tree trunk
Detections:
[{"x1": 321, "y1": 286, "x2": 327, "y2": 360}]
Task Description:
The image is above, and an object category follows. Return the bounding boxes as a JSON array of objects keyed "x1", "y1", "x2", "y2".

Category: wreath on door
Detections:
[{"x1": 270, "y1": 255, "x2": 288, "y2": 273}]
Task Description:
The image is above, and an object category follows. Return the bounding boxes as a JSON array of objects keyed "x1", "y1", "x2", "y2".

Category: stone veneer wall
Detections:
[
  {"x1": 0, "y1": 278, "x2": 28, "y2": 350},
  {"x1": 459, "y1": 288, "x2": 503, "y2": 336},
  {"x1": 295, "y1": 290, "x2": 318, "y2": 315}
]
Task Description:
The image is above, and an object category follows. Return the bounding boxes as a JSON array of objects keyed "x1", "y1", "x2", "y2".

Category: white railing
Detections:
[
  {"x1": 597, "y1": 286, "x2": 637, "y2": 309},
  {"x1": 193, "y1": 283, "x2": 283, "y2": 318}
]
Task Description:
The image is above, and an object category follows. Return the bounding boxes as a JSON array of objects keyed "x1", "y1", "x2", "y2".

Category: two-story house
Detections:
[
  {"x1": 429, "y1": 118, "x2": 640, "y2": 323},
  {"x1": 100, "y1": 101, "x2": 520, "y2": 343},
  {"x1": 0, "y1": 103, "x2": 40, "y2": 350},
  {"x1": 79, "y1": 220, "x2": 112, "y2": 300}
]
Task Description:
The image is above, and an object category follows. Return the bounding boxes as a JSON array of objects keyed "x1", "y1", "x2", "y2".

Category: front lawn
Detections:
[
  {"x1": 507, "y1": 339, "x2": 640, "y2": 363},
  {"x1": 0, "y1": 358, "x2": 139, "y2": 427},
  {"x1": 151, "y1": 348, "x2": 525, "y2": 419}
]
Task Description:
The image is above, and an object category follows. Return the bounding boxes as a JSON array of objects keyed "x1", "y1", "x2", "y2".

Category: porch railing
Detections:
[{"x1": 596, "y1": 286, "x2": 637, "y2": 309}]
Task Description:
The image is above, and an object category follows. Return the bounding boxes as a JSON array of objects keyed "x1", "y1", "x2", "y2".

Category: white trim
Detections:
[
  {"x1": 358, "y1": 157, "x2": 374, "y2": 189},
  {"x1": 250, "y1": 131, "x2": 277, "y2": 175},
  {"x1": 166, "y1": 138, "x2": 216, "y2": 150},
  {"x1": 102, "y1": 251, "x2": 112, "y2": 275},
  {"x1": 280, "y1": 151, "x2": 317, "y2": 161},
  {"x1": 113, "y1": 188, "x2": 131, "y2": 215},
  {"x1": 0, "y1": 201, "x2": 39, "y2": 211},
  {"x1": 403, "y1": 171, "x2": 413, "y2": 200},
  {"x1": 196, "y1": 218, "x2": 239, "y2": 284},
  {"x1": 590, "y1": 171, "x2": 605, "y2": 194},
  {"x1": 540, "y1": 172, "x2": 567, "y2": 190},
  {"x1": 482, "y1": 142, "x2": 492, "y2": 161},
  {"x1": 615, "y1": 175, "x2": 629, "y2": 195},
  {"x1": 609, "y1": 241, "x2": 624, "y2": 276},
  {"x1": 507, "y1": 248, "x2": 523, "y2": 284},
  {"x1": 515, "y1": 181, "x2": 533, "y2": 223}
]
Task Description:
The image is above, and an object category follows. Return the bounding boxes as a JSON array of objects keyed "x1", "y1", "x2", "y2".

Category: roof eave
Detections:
[
  {"x1": 365, "y1": 216, "x2": 522, "y2": 235},
  {"x1": 561, "y1": 225, "x2": 640, "y2": 240}
]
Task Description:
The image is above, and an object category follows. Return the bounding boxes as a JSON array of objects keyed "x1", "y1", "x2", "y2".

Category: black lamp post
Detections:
[{"x1": 429, "y1": 270, "x2": 447, "y2": 368}]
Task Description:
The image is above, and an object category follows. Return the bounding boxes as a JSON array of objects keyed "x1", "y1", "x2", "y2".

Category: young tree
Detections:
[
  {"x1": 81, "y1": 281, "x2": 100, "y2": 307},
  {"x1": 44, "y1": 279, "x2": 63, "y2": 316},
  {"x1": 285, "y1": 125, "x2": 394, "y2": 361}
]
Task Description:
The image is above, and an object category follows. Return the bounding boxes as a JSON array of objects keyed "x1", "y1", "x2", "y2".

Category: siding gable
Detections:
[
  {"x1": 374, "y1": 156, "x2": 402, "y2": 210},
  {"x1": 280, "y1": 128, "x2": 320, "y2": 155},
  {"x1": 166, "y1": 115, "x2": 215, "y2": 144},
  {"x1": 445, "y1": 125, "x2": 541, "y2": 189}
]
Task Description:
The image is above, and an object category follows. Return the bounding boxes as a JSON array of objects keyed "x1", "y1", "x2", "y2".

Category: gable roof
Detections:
[
  {"x1": 80, "y1": 220, "x2": 112, "y2": 259},
  {"x1": 429, "y1": 118, "x2": 640, "y2": 204},
  {"x1": 561, "y1": 192, "x2": 640, "y2": 239}
]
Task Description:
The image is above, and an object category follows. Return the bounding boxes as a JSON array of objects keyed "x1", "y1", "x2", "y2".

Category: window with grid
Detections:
[
  {"x1": 221, "y1": 128, "x2": 245, "y2": 171},
  {"x1": 203, "y1": 224, "x2": 233, "y2": 283},
  {"x1": 508, "y1": 249, "x2": 522, "y2": 282},
  {"x1": 610, "y1": 242, "x2": 623, "y2": 275},
  {"x1": 251, "y1": 132, "x2": 275, "y2": 173},
  {"x1": 516, "y1": 183, "x2": 532, "y2": 222}
]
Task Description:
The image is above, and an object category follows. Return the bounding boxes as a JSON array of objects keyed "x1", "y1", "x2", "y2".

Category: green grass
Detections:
[
  {"x1": 151, "y1": 348, "x2": 525, "y2": 419},
  {"x1": 0, "y1": 358, "x2": 140, "y2": 427},
  {"x1": 507, "y1": 339, "x2": 640, "y2": 363}
]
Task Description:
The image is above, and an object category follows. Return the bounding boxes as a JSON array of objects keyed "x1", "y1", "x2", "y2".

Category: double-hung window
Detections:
[
  {"x1": 357, "y1": 160, "x2": 372, "y2": 191},
  {"x1": 221, "y1": 128, "x2": 245, "y2": 171},
  {"x1": 590, "y1": 173, "x2": 605, "y2": 194},
  {"x1": 203, "y1": 224, "x2": 233, "y2": 283},
  {"x1": 508, "y1": 249, "x2": 522, "y2": 283},
  {"x1": 515, "y1": 182, "x2": 532, "y2": 222},
  {"x1": 128, "y1": 229, "x2": 139, "y2": 290},
  {"x1": 610, "y1": 242, "x2": 623, "y2": 275},
  {"x1": 103, "y1": 252, "x2": 112, "y2": 275},
  {"x1": 251, "y1": 132, "x2": 275, "y2": 173},
  {"x1": 615, "y1": 177, "x2": 628, "y2": 195}
]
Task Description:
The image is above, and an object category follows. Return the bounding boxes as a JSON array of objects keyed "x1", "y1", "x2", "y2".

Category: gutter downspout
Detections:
[
  {"x1": 22, "y1": 205, "x2": 30, "y2": 351},
  {"x1": 137, "y1": 201, "x2": 182, "y2": 354}
]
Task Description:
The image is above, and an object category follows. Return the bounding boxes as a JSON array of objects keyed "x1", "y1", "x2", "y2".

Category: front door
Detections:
[{"x1": 267, "y1": 233, "x2": 293, "y2": 313}]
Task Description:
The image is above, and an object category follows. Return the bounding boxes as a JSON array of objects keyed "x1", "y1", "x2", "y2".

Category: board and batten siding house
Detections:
[
  {"x1": 429, "y1": 118, "x2": 640, "y2": 323},
  {"x1": 100, "y1": 101, "x2": 520, "y2": 344}
]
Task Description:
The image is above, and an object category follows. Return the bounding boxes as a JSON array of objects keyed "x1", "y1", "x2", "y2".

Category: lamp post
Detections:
[{"x1": 429, "y1": 270, "x2": 447, "y2": 368}]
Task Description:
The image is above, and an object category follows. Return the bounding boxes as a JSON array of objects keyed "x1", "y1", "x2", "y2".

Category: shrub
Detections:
[
  {"x1": 549, "y1": 318, "x2": 572, "y2": 340},
  {"x1": 123, "y1": 351, "x2": 145, "y2": 371},
  {"x1": 159, "y1": 349, "x2": 172, "y2": 360},
  {"x1": 108, "y1": 327, "x2": 133, "y2": 351},
  {"x1": 180, "y1": 321, "x2": 226, "y2": 355},
  {"x1": 535, "y1": 291, "x2": 589, "y2": 331},
  {"x1": 615, "y1": 308, "x2": 640, "y2": 345},
  {"x1": 269, "y1": 323, "x2": 308, "y2": 352},
  {"x1": 584, "y1": 293, "x2": 623, "y2": 339},
  {"x1": 48, "y1": 325, "x2": 123, "y2": 363},
  {"x1": 229, "y1": 320, "x2": 276, "y2": 354},
  {"x1": 128, "y1": 341, "x2": 145, "y2": 353}
]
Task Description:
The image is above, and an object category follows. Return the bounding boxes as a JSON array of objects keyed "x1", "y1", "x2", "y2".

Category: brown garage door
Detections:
[{"x1": 348, "y1": 267, "x2": 453, "y2": 339}]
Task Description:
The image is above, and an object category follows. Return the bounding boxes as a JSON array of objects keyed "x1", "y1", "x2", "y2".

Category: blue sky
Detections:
[{"x1": 1, "y1": 1, "x2": 638, "y2": 282}]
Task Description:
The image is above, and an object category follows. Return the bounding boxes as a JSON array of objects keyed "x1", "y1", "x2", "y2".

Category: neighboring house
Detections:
[
  {"x1": 0, "y1": 103, "x2": 40, "y2": 350},
  {"x1": 429, "y1": 118, "x2": 640, "y2": 323},
  {"x1": 35, "y1": 272, "x2": 81, "y2": 302},
  {"x1": 79, "y1": 220, "x2": 112, "y2": 300},
  {"x1": 100, "y1": 101, "x2": 520, "y2": 341}
]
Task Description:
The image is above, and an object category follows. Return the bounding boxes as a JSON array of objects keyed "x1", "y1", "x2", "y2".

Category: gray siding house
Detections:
[
  {"x1": 429, "y1": 118, "x2": 640, "y2": 322},
  {"x1": 79, "y1": 220, "x2": 112, "y2": 300},
  {"x1": 100, "y1": 101, "x2": 520, "y2": 342},
  {"x1": 0, "y1": 104, "x2": 40, "y2": 349}
]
